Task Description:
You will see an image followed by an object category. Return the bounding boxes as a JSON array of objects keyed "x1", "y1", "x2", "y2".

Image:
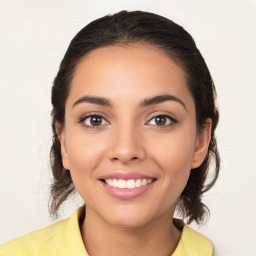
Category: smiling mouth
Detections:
[{"x1": 101, "y1": 178, "x2": 156, "y2": 189}]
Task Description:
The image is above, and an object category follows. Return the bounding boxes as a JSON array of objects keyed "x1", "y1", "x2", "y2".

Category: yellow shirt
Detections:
[{"x1": 0, "y1": 205, "x2": 213, "y2": 255}]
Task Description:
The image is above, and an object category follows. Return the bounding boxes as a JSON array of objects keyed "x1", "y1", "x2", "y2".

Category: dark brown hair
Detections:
[{"x1": 49, "y1": 10, "x2": 220, "y2": 225}]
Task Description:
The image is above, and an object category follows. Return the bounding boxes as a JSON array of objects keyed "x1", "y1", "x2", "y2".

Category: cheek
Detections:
[
  {"x1": 150, "y1": 129, "x2": 196, "y2": 191},
  {"x1": 64, "y1": 130, "x2": 106, "y2": 190},
  {"x1": 160, "y1": 147, "x2": 192, "y2": 192},
  {"x1": 65, "y1": 135, "x2": 103, "y2": 203},
  {"x1": 66, "y1": 128, "x2": 105, "y2": 166},
  {"x1": 153, "y1": 131, "x2": 196, "y2": 170}
]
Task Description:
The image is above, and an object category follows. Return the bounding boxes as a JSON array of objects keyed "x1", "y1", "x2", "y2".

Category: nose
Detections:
[{"x1": 108, "y1": 123, "x2": 146, "y2": 164}]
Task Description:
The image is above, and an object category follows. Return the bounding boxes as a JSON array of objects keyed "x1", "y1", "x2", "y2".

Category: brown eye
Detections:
[
  {"x1": 155, "y1": 116, "x2": 167, "y2": 125},
  {"x1": 81, "y1": 115, "x2": 108, "y2": 128},
  {"x1": 148, "y1": 115, "x2": 177, "y2": 127},
  {"x1": 90, "y1": 116, "x2": 102, "y2": 126}
]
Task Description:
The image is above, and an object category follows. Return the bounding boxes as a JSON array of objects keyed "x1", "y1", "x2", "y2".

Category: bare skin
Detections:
[
  {"x1": 81, "y1": 205, "x2": 181, "y2": 256},
  {"x1": 57, "y1": 43, "x2": 211, "y2": 256}
]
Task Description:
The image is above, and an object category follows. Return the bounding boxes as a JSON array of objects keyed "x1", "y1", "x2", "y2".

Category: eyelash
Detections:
[{"x1": 79, "y1": 113, "x2": 177, "y2": 130}]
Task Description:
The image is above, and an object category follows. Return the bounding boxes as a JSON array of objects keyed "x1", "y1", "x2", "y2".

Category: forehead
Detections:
[
  {"x1": 75, "y1": 43, "x2": 185, "y2": 81},
  {"x1": 67, "y1": 43, "x2": 194, "y2": 110}
]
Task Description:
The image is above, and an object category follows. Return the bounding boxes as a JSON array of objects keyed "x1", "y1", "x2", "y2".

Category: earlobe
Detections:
[
  {"x1": 191, "y1": 118, "x2": 212, "y2": 169},
  {"x1": 55, "y1": 121, "x2": 70, "y2": 170}
]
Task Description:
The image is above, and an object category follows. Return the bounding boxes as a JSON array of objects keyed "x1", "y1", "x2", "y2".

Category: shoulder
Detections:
[
  {"x1": 0, "y1": 218, "x2": 67, "y2": 255},
  {"x1": 182, "y1": 225, "x2": 213, "y2": 254},
  {"x1": 172, "y1": 219, "x2": 213, "y2": 256},
  {"x1": 0, "y1": 205, "x2": 87, "y2": 256}
]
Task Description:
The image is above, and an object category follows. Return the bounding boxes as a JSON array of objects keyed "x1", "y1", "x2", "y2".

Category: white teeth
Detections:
[
  {"x1": 112, "y1": 179, "x2": 118, "y2": 187},
  {"x1": 135, "y1": 179, "x2": 142, "y2": 187},
  {"x1": 105, "y1": 178, "x2": 153, "y2": 188},
  {"x1": 127, "y1": 180, "x2": 136, "y2": 189},
  {"x1": 117, "y1": 179, "x2": 126, "y2": 188},
  {"x1": 142, "y1": 179, "x2": 147, "y2": 186}
]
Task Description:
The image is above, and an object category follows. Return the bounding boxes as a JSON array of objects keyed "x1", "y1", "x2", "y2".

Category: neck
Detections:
[{"x1": 80, "y1": 207, "x2": 182, "y2": 256}]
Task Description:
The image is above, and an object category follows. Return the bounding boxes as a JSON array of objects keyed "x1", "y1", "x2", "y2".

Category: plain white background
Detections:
[{"x1": 0, "y1": 0, "x2": 255, "y2": 255}]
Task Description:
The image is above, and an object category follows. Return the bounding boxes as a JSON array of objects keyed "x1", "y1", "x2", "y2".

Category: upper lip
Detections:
[{"x1": 99, "y1": 171, "x2": 156, "y2": 181}]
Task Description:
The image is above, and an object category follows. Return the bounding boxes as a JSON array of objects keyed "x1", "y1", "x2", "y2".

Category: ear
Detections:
[
  {"x1": 55, "y1": 121, "x2": 70, "y2": 170},
  {"x1": 191, "y1": 118, "x2": 212, "y2": 169}
]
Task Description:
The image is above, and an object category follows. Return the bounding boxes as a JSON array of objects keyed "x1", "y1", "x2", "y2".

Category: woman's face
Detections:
[{"x1": 58, "y1": 43, "x2": 211, "y2": 228}]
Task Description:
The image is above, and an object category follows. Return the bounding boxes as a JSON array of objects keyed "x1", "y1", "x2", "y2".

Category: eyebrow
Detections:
[{"x1": 72, "y1": 94, "x2": 187, "y2": 110}]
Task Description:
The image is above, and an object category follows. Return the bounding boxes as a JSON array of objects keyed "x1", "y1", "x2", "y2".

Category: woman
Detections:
[{"x1": 0, "y1": 10, "x2": 219, "y2": 255}]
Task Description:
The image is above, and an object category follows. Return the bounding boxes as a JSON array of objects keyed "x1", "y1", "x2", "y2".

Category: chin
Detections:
[
  {"x1": 108, "y1": 215, "x2": 150, "y2": 228},
  {"x1": 102, "y1": 206, "x2": 159, "y2": 229}
]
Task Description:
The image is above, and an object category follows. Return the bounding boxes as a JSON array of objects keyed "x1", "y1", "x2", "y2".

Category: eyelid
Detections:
[
  {"x1": 79, "y1": 112, "x2": 110, "y2": 129},
  {"x1": 79, "y1": 111, "x2": 109, "y2": 121},
  {"x1": 79, "y1": 111, "x2": 178, "y2": 129},
  {"x1": 146, "y1": 112, "x2": 177, "y2": 127},
  {"x1": 147, "y1": 111, "x2": 177, "y2": 121}
]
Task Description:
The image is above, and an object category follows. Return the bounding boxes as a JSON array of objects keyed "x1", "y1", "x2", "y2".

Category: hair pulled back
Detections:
[{"x1": 50, "y1": 10, "x2": 220, "y2": 225}]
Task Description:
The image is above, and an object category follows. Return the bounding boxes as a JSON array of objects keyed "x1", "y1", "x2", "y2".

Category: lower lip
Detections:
[{"x1": 101, "y1": 181, "x2": 155, "y2": 200}]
